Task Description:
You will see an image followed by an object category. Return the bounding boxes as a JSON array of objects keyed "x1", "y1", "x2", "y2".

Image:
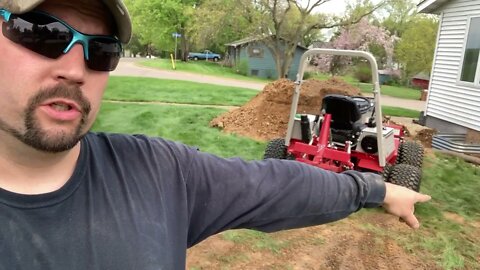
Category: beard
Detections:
[{"x1": 0, "y1": 84, "x2": 92, "y2": 153}]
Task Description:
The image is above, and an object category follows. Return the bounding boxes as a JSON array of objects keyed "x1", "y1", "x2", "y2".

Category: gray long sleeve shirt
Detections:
[{"x1": 0, "y1": 132, "x2": 386, "y2": 270}]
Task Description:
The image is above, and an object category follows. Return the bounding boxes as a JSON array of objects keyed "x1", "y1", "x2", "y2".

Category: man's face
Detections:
[{"x1": 0, "y1": 0, "x2": 113, "y2": 152}]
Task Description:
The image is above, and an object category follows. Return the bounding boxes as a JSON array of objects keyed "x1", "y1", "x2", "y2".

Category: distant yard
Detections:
[
  {"x1": 138, "y1": 59, "x2": 422, "y2": 100},
  {"x1": 139, "y1": 59, "x2": 271, "y2": 83}
]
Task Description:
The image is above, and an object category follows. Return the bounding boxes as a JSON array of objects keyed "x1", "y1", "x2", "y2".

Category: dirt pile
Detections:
[
  {"x1": 210, "y1": 77, "x2": 362, "y2": 141},
  {"x1": 466, "y1": 129, "x2": 480, "y2": 144},
  {"x1": 414, "y1": 129, "x2": 437, "y2": 148},
  {"x1": 387, "y1": 117, "x2": 437, "y2": 147}
]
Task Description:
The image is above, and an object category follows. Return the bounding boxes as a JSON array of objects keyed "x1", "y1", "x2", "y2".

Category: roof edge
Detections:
[
  {"x1": 418, "y1": 0, "x2": 449, "y2": 14},
  {"x1": 225, "y1": 35, "x2": 308, "y2": 50}
]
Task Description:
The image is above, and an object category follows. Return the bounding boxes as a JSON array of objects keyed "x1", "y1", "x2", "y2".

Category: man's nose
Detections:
[{"x1": 51, "y1": 44, "x2": 87, "y2": 86}]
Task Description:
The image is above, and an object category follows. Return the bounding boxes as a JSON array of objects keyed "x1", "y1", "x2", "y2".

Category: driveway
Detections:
[{"x1": 111, "y1": 58, "x2": 426, "y2": 111}]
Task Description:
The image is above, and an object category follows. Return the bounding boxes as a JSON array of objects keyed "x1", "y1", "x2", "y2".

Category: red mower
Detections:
[{"x1": 264, "y1": 49, "x2": 424, "y2": 191}]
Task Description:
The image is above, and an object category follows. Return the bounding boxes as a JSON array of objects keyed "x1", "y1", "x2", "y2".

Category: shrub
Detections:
[
  {"x1": 355, "y1": 63, "x2": 372, "y2": 83},
  {"x1": 382, "y1": 69, "x2": 403, "y2": 86},
  {"x1": 303, "y1": 71, "x2": 315, "y2": 80},
  {"x1": 235, "y1": 59, "x2": 249, "y2": 76}
]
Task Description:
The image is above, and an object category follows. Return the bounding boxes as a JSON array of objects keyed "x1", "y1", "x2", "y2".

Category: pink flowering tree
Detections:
[{"x1": 314, "y1": 18, "x2": 396, "y2": 75}]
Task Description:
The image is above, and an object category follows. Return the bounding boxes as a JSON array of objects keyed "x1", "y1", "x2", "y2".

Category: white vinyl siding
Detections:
[{"x1": 426, "y1": 0, "x2": 480, "y2": 131}]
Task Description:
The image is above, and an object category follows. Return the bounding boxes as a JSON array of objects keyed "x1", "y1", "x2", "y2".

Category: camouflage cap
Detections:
[{"x1": 0, "y1": 0, "x2": 132, "y2": 43}]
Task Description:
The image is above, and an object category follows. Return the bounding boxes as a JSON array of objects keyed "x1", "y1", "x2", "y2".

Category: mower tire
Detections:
[
  {"x1": 388, "y1": 164, "x2": 422, "y2": 192},
  {"x1": 397, "y1": 141, "x2": 424, "y2": 168},
  {"x1": 381, "y1": 163, "x2": 394, "y2": 182},
  {"x1": 264, "y1": 138, "x2": 287, "y2": 159}
]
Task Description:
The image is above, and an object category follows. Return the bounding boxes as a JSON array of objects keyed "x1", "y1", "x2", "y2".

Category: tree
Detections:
[
  {"x1": 314, "y1": 17, "x2": 395, "y2": 75},
  {"x1": 254, "y1": 0, "x2": 386, "y2": 79},
  {"x1": 124, "y1": 34, "x2": 144, "y2": 57},
  {"x1": 344, "y1": 0, "x2": 378, "y2": 23},
  {"x1": 189, "y1": 0, "x2": 260, "y2": 53},
  {"x1": 125, "y1": 0, "x2": 200, "y2": 61},
  {"x1": 395, "y1": 16, "x2": 438, "y2": 80},
  {"x1": 381, "y1": 0, "x2": 418, "y2": 38}
]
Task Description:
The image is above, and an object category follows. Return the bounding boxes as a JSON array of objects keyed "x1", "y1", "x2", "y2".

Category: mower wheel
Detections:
[
  {"x1": 397, "y1": 141, "x2": 424, "y2": 168},
  {"x1": 388, "y1": 164, "x2": 422, "y2": 192},
  {"x1": 264, "y1": 138, "x2": 287, "y2": 159},
  {"x1": 381, "y1": 163, "x2": 394, "y2": 182}
]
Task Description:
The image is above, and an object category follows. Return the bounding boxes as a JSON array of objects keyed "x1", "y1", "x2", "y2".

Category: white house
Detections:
[{"x1": 418, "y1": 0, "x2": 480, "y2": 134}]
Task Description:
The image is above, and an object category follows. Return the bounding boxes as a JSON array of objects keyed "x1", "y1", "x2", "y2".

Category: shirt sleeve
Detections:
[{"x1": 183, "y1": 148, "x2": 386, "y2": 247}]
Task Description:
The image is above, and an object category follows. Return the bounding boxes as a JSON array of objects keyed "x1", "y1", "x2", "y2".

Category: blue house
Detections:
[{"x1": 225, "y1": 36, "x2": 308, "y2": 80}]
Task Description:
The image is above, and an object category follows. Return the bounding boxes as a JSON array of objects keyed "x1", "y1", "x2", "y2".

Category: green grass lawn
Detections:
[
  {"x1": 92, "y1": 102, "x2": 265, "y2": 160},
  {"x1": 310, "y1": 72, "x2": 359, "y2": 83},
  {"x1": 383, "y1": 106, "x2": 420, "y2": 118},
  {"x1": 391, "y1": 154, "x2": 480, "y2": 269},
  {"x1": 356, "y1": 83, "x2": 421, "y2": 100},
  {"x1": 139, "y1": 58, "x2": 271, "y2": 83},
  {"x1": 106, "y1": 77, "x2": 257, "y2": 106}
]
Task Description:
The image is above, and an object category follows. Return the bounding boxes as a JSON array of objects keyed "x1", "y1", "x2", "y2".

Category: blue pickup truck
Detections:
[{"x1": 187, "y1": 50, "x2": 221, "y2": 62}]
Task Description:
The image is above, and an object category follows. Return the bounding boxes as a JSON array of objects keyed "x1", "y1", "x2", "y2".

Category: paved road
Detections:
[
  {"x1": 111, "y1": 58, "x2": 426, "y2": 111},
  {"x1": 112, "y1": 58, "x2": 265, "y2": 90}
]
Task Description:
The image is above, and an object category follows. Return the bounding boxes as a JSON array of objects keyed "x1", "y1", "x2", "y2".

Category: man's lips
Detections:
[
  {"x1": 41, "y1": 99, "x2": 81, "y2": 112},
  {"x1": 38, "y1": 99, "x2": 83, "y2": 121}
]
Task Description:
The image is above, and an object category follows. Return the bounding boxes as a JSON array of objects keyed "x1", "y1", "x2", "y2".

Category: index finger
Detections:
[{"x1": 415, "y1": 193, "x2": 431, "y2": 203}]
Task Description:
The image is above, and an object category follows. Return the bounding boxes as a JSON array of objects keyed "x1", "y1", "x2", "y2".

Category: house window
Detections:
[
  {"x1": 460, "y1": 17, "x2": 480, "y2": 83},
  {"x1": 248, "y1": 47, "x2": 264, "y2": 58}
]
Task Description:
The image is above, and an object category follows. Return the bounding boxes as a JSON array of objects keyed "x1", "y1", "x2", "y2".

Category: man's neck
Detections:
[{"x1": 0, "y1": 134, "x2": 81, "y2": 195}]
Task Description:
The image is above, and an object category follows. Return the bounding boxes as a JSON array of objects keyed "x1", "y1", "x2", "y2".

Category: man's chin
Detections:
[{"x1": 23, "y1": 128, "x2": 86, "y2": 153}]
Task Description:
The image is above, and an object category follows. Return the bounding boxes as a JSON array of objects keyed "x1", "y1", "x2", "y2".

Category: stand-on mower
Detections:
[{"x1": 264, "y1": 49, "x2": 424, "y2": 191}]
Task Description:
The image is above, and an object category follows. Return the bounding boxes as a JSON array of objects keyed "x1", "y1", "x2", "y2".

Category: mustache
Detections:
[{"x1": 29, "y1": 84, "x2": 91, "y2": 116}]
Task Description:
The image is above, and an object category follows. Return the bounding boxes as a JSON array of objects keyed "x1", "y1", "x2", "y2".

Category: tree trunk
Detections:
[
  {"x1": 275, "y1": 55, "x2": 284, "y2": 79},
  {"x1": 180, "y1": 35, "x2": 189, "y2": 61},
  {"x1": 281, "y1": 49, "x2": 295, "y2": 79}
]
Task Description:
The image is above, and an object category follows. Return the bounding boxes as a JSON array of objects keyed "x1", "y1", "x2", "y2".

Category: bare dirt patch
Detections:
[
  {"x1": 444, "y1": 212, "x2": 466, "y2": 225},
  {"x1": 187, "y1": 212, "x2": 440, "y2": 270}
]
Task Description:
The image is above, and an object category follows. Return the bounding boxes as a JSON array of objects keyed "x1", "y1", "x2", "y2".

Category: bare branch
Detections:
[
  {"x1": 309, "y1": 1, "x2": 386, "y2": 31},
  {"x1": 308, "y1": 0, "x2": 331, "y2": 14}
]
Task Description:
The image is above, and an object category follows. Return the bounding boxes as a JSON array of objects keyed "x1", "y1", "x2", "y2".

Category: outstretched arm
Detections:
[{"x1": 382, "y1": 183, "x2": 432, "y2": 229}]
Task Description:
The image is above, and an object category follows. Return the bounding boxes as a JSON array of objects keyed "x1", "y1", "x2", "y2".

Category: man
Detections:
[{"x1": 0, "y1": 0, "x2": 431, "y2": 269}]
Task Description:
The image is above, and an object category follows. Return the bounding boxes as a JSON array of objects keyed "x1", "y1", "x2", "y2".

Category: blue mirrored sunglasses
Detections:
[{"x1": 0, "y1": 8, "x2": 122, "y2": 71}]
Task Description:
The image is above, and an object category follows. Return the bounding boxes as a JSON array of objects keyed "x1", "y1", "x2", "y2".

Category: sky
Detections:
[
  {"x1": 300, "y1": 0, "x2": 423, "y2": 16},
  {"x1": 298, "y1": 0, "x2": 380, "y2": 16},
  {"x1": 309, "y1": 0, "x2": 351, "y2": 15}
]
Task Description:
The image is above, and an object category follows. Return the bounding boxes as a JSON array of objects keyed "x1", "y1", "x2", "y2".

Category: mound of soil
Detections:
[
  {"x1": 466, "y1": 129, "x2": 480, "y2": 144},
  {"x1": 210, "y1": 77, "x2": 362, "y2": 141},
  {"x1": 386, "y1": 117, "x2": 437, "y2": 147},
  {"x1": 414, "y1": 129, "x2": 436, "y2": 148}
]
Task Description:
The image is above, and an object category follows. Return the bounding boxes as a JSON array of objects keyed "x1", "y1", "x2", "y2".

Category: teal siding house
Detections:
[{"x1": 225, "y1": 36, "x2": 308, "y2": 80}]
